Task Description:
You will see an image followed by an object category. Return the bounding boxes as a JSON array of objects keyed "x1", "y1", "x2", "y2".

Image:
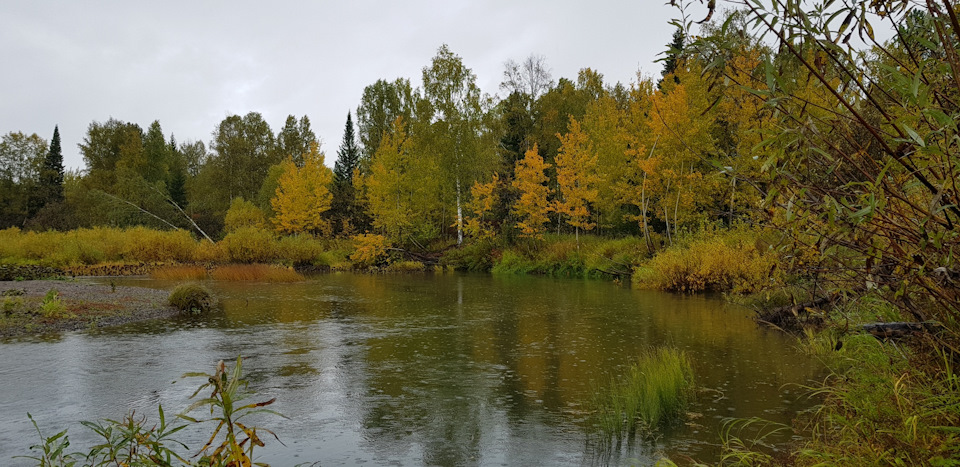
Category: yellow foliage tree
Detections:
[
  {"x1": 359, "y1": 117, "x2": 441, "y2": 243},
  {"x1": 271, "y1": 142, "x2": 333, "y2": 236},
  {"x1": 553, "y1": 118, "x2": 599, "y2": 245},
  {"x1": 465, "y1": 173, "x2": 499, "y2": 240},
  {"x1": 511, "y1": 144, "x2": 552, "y2": 239},
  {"x1": 582, "y1": 95, "x2": 630, "y2": 231}
]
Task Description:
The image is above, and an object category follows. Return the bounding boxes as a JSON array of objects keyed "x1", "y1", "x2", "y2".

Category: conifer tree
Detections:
[
  {"x1": 332, "y1": 112, "x2": 362, "y2": 233},
  {"x1": 39, "y1": 125, "x2": 64, "y2": 204}
]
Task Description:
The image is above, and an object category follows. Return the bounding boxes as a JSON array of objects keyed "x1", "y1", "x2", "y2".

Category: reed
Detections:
[
  {"x1": 151, "y1": 265, "x2": 208, "y2": 281},
  {"x1": 593, "y1": 347, "x2": 694, "y2": 441},
  {"x1": 210, "y1": 264, "x2": 304, "y2": 282}
]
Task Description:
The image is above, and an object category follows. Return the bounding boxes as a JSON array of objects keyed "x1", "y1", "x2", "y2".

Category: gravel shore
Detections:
[{"x1": 0, "y1": 280, "x2": 179, "y2": 337}]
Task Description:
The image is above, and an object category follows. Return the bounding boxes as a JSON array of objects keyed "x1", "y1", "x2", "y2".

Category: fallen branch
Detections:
[
  {"x1": 757, "y1": 294, "x2": 836, "y2": 329},
  {"x1": 859, "y1": 322, "x2": 943, "y2": 340}
]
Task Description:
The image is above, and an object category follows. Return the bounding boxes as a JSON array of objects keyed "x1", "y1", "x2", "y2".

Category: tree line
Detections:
[{"x1": 0, "y1": 36, "x2": 761, "y2": 246}]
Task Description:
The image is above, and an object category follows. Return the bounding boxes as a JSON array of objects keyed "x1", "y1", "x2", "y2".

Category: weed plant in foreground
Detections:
[
  {"x1": 21, "y1": 356, "x2": 284, "y2": 466},
  {"x1": 592, "y1": 348, "x2": 694, "y2": 443}
]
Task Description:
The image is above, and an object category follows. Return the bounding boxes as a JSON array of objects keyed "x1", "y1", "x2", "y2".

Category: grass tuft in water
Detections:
[
  {"x1": 592, "y1": 347, "x2": 694, "y2": 441},
  {"x1": 168, "y1": 283, "x2": 216, "y2": 314}
]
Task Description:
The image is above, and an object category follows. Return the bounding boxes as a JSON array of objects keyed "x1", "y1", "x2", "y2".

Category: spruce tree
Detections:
[
  {"x1": 659, "y1": 27, "x2": 685, "y2": 88},
  {"x1": 332, "y1": 112, "x2": 362, "y2": 233},
  {"x1": 40, "y1": 125, "x2": 64, "y2": 204}
]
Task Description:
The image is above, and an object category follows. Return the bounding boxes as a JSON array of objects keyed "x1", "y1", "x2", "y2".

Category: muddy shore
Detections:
[{"x1": 0, "y1": 280, "x2": 179, "y2": 338}]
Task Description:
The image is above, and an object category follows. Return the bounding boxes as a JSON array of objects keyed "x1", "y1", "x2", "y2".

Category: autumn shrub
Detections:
[
  {"x1": 0, "y1": 227, "x2": 204, "y2": 267},
  {"x1": 151, "y1": 265, "x2": 208, "y2": 281},
  {"x1": 168, "y1": 283, "x2": 216, "y2": 314},
  {"x1": 211, "y1": 264, "x2": 304, "y2": 282},
  {"x1": 350, "y1": 234, "x2": 389, "y2": 268},
  {"x1": 219, "y1": 227, "x2": 277, "y2": 263},
  {"x1": 192, "y1": 240, "x2": 224, "y2": 263},
  {"x1": 276, "y1": 234, "x2": 325, "y2": 266},
  {"x1": 633, "y1": 227, "x2": 781, "y2": 293},
  {"x1": 122, "y1": 227, "x2": 197, "y2": 262}
]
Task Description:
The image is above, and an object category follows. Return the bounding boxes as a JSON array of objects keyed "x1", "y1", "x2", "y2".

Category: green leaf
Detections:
[{"x1": 902, "y1": 124, "x2": 925, "y2": 147}]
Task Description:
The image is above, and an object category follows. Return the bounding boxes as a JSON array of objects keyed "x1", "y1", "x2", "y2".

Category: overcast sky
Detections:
[{"x1": 1, "y1": 1, "x2": 681, "y2": 170}]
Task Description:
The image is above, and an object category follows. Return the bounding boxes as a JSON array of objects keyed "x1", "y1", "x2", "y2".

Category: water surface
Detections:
[{"x1": 0, "y1": 273, "x2": 820, "y2": 465}]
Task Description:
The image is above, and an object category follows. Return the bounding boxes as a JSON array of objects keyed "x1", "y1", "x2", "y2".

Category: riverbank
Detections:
[{"x1": 0, "y1": 280, "x2": 179, "y2": 338}]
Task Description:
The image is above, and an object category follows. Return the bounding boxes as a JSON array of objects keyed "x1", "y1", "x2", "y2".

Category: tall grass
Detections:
[
  {"x1": 793, "y1": 331, "x2": 960, "y2": 465},
  {"x1": 151, "y1": 265, "x2": 208, "y2": 281},
  {"x1": 592, "y1": 348, "x2": 694, "y2": 441},
  {"x1": 210, "y1": 264, "x2": 304, "y2": 282}
]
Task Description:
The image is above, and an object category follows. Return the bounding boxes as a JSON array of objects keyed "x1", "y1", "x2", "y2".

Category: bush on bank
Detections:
[{"x1": 632, "y1": 226, "x2": 783, "y2": 293}]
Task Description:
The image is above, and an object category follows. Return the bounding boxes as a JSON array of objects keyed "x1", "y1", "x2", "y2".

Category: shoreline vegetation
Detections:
[{"x1": 4, "y1": 223, "x2": 957, "y2": 464}]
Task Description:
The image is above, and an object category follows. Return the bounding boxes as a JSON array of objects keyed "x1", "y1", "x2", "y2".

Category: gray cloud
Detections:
[{"x1": 0, "y1": 1, "x2": 677, "y2": 169}]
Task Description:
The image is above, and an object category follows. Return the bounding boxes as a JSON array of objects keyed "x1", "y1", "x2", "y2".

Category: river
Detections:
[{"x1": 0, "y1": 273, "x2": 820, "y2": 465}]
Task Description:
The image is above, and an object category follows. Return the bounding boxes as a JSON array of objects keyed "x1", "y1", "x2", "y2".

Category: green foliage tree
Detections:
[
  {"x1": 208, "y1": 112, "x2": 277, "y2": 221},
  {"x1": 356, "y1": 78, "x2": 414, "y2": 161},
  {"x1": 224, "y1": 197, "x2": 266, "y2": 233},
  {"x1": 360, "y1": 118, "x2": 440, "y2": 244},
  {"x1": 275, "y1": 115, "x2": 317, "y2": 167},
  {"x1": 79, "y1": 119, "x2": 144, "y2": 190},
  {"x1": 422, "y1": 44, "x2": 494, "y2": 245},
  {"x1": 142, "y1": 120, "x2": 171, "y2": 184},
  {"x1": 0, "y1": 131, "x2": 46, "y2": 228}
]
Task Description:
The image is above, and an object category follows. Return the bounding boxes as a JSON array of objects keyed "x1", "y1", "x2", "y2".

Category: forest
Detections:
[{"x1": 2, "y1": 0, "x2": 960, "y2": 464}]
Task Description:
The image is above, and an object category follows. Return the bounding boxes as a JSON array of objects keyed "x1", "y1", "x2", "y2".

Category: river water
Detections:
[{"x1": 0, "y1": 273, "x2": 820, "y2": 465}]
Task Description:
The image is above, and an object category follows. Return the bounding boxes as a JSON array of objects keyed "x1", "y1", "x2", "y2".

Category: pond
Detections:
[{"x1": 0, "y1": 273, "x2": 821, "y2": 465}]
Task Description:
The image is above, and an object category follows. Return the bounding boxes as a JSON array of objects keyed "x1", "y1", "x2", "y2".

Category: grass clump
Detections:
[
  {"x1": 593, "y1": 347, "x2": 694, "y2": 441},
  {"x1": 210, "y1": 264, "x2": 303, "y2": 282},
  {"x1": 151, "y1": 265, "x2": 208, "y2": 281},
  {"x1": 40, "y1": 289, "x2": 68, "y2": 319},
  {"x1": 168, "y1": 283, "x2": 216, "y2": 314}
]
